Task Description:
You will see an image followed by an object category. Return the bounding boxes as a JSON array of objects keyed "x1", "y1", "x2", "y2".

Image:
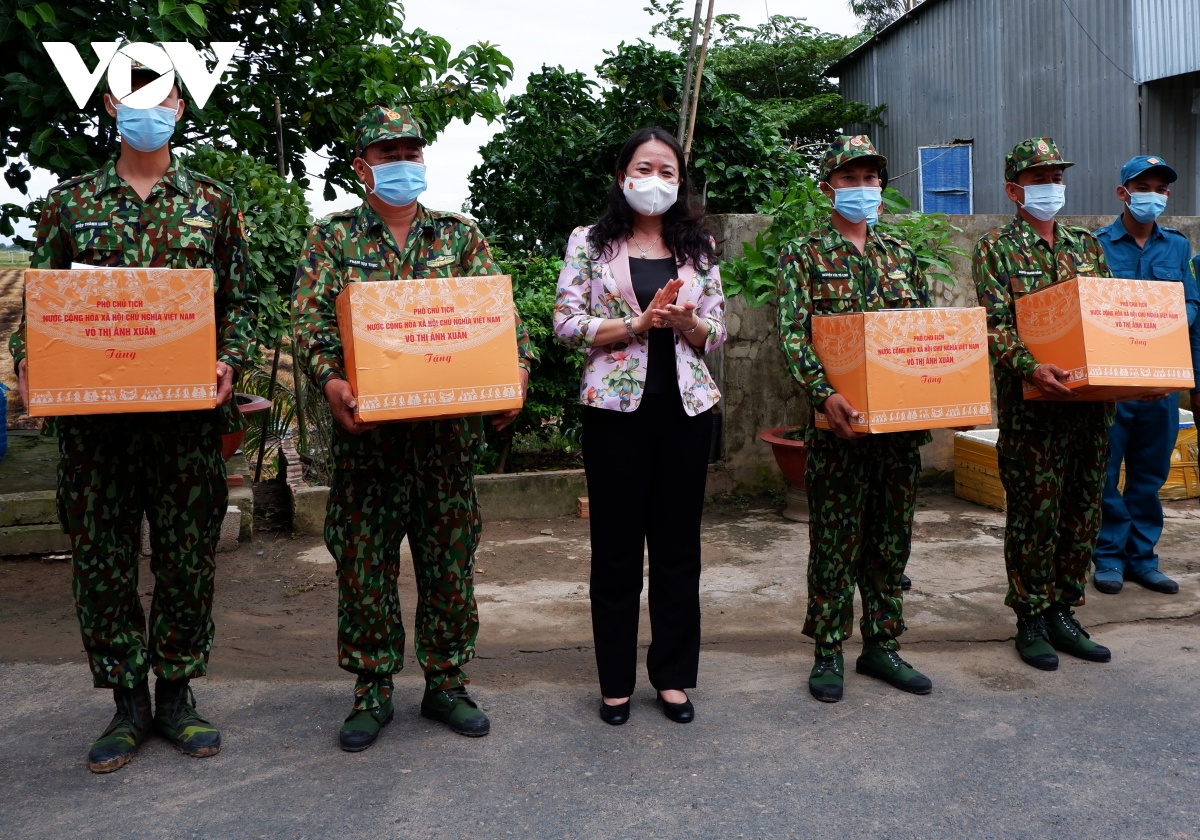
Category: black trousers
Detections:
[{"x1": 582, "y1": 391, "x2": 713, "y2": 698}]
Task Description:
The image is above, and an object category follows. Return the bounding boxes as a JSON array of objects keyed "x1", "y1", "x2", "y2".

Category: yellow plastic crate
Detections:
[
  {"x1": 954, "y1": 429, "x2": 1006, "y2": 511},
  {"x1": 959, "y1": 412, "x2": 1199, "y2": 512}
]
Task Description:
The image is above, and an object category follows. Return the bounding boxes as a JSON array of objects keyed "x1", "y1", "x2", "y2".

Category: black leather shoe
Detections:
[
  {"x1": 656, "y1": 692, "x2": 694, "y2": 724},
  {"x1": 599, "y1": 699, "x2": 630, "y2": 726},
  {"x1": 900, "y1": 574, "x2": 912, "y2": 591}
]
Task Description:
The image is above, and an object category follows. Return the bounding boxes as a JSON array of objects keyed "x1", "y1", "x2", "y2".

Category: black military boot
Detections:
[
  {"x1": 1045, "y1": 606, "x2": 1111, "y2": 663},
  {"x1": 1015, "y1": 614, "x2": 1059, "y2": 671},
  {"x1": 155, "y1": 678, "x2": 222, "y2": 757},
  {"x1": 87, "y1": 679, "x2": 153, "y2": 773}
]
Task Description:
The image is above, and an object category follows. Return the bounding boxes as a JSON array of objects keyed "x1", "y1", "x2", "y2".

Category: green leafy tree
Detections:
[
  {"x1": 1, "y1": 0, "x2": 514, "y2": 234},
  {"x1": 179, "y1": 146, "x2": 311, "y2": 347},
  {"x1": 847, "y1": 0, "x2": 924, "y2": 33},
  {"x1": 469, "y1": 42, "x2": 805, "y2": 258},
  {"x1": 647, "y1": 2, "x2": 882, "y2": 154}
]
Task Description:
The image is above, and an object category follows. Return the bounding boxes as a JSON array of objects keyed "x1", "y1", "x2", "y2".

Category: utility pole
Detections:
[
  {"x1": 677, "y1": 0, "x2": 704, "y2": 143},
  {"x1": 684, "y1": 0, "x2": 716, "y2": 161}
]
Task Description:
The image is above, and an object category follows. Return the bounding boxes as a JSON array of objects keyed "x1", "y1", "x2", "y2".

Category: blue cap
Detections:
[{"x1": 1121, "y1": 155, "x2": 1178, "y2": 185}]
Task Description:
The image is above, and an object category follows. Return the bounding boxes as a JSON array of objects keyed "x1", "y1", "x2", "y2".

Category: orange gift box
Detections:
[
  {"x1": 1015, "y1": 277, "x2": 1195, "y2": 400},
  {"x1": 24, "y1": 268, "x2": 217, "y2": 416},
  {"x1": 812, "y1": 307, "x2": 993, "y2": 433},
  {"x1": 336, "y1": 275, "x2": 524, "y2": 423}
]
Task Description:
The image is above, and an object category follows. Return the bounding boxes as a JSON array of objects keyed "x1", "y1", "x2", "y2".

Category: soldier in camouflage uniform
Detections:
[
  {"x1": 777, "y1": 135, "x2": 934, "y2": 703},
  {"x1": 292, "y1": 106, "x2": 534, "y2": 751},
  {"x1": 972, "y1": 138, "x2": 1113, "y2": 671},
  {"x1": 9, "y1": 57, "x2": 252, "y2": 772}
]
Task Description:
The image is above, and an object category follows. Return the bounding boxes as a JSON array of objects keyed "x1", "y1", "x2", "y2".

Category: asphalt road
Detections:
[{"x1": 2, "y1": 618, "x2": 1198, "y2": 840}]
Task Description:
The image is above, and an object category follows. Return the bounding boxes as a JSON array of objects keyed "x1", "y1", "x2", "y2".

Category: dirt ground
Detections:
[{"x1": 3, "y1": 488, "x2": 1199, "y2": 691}]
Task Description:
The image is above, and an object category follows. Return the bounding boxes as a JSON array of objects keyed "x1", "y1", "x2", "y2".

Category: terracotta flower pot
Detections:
[
  {"x1": 221, "y1": 392, "x2": 273, "y2": 462},
  {"x1": 759, "y1": 425, "x2": 808, "y2": 487}
]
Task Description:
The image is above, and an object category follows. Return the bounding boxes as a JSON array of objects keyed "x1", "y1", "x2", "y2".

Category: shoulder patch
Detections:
[
  {"x1": 48, "y1": 170, "x2": 99, "y2": 197},
  {"x1": 186, "y1": 169, "x2": 234, "y2": 194},
  {"x1": 426, "y1": 209, "x2": 474, "y2": 226}
]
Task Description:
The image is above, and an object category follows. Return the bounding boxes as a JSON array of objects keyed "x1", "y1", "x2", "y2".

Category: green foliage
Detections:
[
  {"x1": 179, "y1": 147, "x2": 311, "y2": 349},
  {"x1": 494, "y1": 251, "x2": 585, "y2": 438},
  {"x1": 238, "y1": 363, "x2": 296, "y2": 480},
  {"x1": 878, "y1": 188, "x2": 968, "y2": 288},
  {"x1": 723, "y1": 173, "x2": 967, "y2": 308},
  {"x1": 1, "y1": 0, "x2": 514, "y2": 234},
  {"x1": 650, "y1": 3, "x2": 881, "y2": 150},
  {"x1": 469, "y1": 42, "x2": 805, "y2": 258},
  {"x1": 848, "y1": 0, "x2": 922, "y2": 33}
]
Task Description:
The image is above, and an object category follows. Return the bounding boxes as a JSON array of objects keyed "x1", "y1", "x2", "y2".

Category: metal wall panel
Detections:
[
  {"x1": 1133, "y1": 0, "x2": 1200, "y2": 83},
  {"x1": 836, "y1": 0, "x2": 1144, "y2": 215},
  {"x1": 1144, "y1": 72, "x2": 1200, "y2": 213}
]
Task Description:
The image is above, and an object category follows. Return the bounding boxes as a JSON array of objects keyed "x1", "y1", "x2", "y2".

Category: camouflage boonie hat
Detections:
[
  {"x1": 819, "y1": 134, "x2": 888, "y2": 182},
  {"x1": 354, "y1": 105, "x2": 427, "y2": 156},
  {"x1": 1005, "y1": 137, "x2": 1074, "y2": 182}
]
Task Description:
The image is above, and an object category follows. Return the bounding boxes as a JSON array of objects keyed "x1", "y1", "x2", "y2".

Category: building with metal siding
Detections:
[{"x1": 828, "y1": 0, "x2": 1200, "y2": 215}]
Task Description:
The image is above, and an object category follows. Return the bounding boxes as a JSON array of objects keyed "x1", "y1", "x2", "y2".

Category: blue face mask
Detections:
[
  {"x1": 833, "y1": 186, "x2": 883, "y2": 225},
  {"x1": 1018, "y1": 183, "x2": 1066, "y2": 222},
  {"x1": 1126, "y1": 191, "x2": 1168, "y2": 224},
  {"x1": 368, "y1": 161, "x2": 426, "y2": 207},
  {"x1": 114, "y1": 103, "x2": 178, "y2": 152}
]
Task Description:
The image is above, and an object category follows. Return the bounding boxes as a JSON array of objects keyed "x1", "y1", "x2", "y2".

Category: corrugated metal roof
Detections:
[
  {"x1": 1133, "y1": 0, "x2": 1200, "y2": 82},
  {"x1": 826, "y1": 0, "x2": 953, "y2": 77},
  {"x1": 834, "y1": 0, "x2": 1143, "y2": 215}
]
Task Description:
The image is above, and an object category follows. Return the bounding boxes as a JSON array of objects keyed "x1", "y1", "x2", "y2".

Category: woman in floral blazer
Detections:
[{"x1": 553, "y1": 127, "x2": 727, "y2": 727}]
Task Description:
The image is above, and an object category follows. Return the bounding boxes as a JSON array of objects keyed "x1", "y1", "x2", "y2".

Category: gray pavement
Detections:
[
  {"x1": 2, "y1": 492, "x2": 1200, "y2": 838},
  {"x1": 2, "y1": 622, "x2": 1199, "y2": 839}
]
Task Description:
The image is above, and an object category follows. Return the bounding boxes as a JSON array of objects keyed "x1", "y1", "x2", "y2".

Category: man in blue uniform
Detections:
[{"x1": 1093, "y1": 155, "x2": 1200, "y2": 595}]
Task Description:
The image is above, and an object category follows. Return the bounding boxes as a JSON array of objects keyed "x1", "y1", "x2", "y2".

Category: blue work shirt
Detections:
[{"x1": 1095, "y1": 214, "x2": 1200, "y2": 392}]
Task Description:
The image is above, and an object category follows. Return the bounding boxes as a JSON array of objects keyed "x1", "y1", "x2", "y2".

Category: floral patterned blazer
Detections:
[{"x1": 554, "y1": 225, "x2": 727, "y2": 416}]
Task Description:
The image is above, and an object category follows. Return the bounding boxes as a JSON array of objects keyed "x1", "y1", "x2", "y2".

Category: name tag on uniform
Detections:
[
  {"x1": 887, "y1": 269, "x2": 906, "y2": 280},
  {"x1": 1017, "y1": 270, "x2": 1042, "y2": 277},
  {"x1": 183, "y1": 216, "x2": 213, "y2": 230},
  {"x1": 817, "y1": 271, "x2": 850, "y2": 280},
  {"x1": 72, "y1": 220, "x2": 111, "y2": 231},
  {"x1": 346, "y1": 257, "x2": 382, "y2": 270},
  {"x1": 426, "y1": 254, "x2": 455, "y2": 268}
]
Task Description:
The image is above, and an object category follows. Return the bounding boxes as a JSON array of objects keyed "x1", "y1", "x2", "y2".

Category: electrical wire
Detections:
[{"x1": 1061, "y1": 0, "x2": 1136, "y2": 82}]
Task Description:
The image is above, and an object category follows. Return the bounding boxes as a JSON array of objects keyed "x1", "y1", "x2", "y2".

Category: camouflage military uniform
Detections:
[
  {"x1": 777, "y1": 136, "x2": 931, "y2": 657},
  {"x1": 292, "y1": 112, "x2": 533, "y2": 712},
  {"x1": 972, "y1": 138, "x2": 1113, "y2": 618},
  {"x1": 8, "y1": 159, "x2": 254, "y2": 689}
]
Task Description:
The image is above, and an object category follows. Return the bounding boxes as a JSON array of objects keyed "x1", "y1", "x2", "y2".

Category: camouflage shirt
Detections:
[
  {"x1": 972, "y1": 215, "x2": 1113, "y2": 432},
  {"x1": 777, "y1": 222, "x2": 932, "y2": 445},
  {"x1": 10, "y1": 158, "x2": 253, "y2": 374},
  {"x1": 8, "y1": 158, "x2": 254, "y2": 433},
  {"x1": 291, "y1": 201, "x2": 533, "y2": 468}
]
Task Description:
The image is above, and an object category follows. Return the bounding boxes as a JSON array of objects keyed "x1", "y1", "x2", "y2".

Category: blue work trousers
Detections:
[{"x1": 1094, "y1": 394, "x2": 1180, "y2": 575}]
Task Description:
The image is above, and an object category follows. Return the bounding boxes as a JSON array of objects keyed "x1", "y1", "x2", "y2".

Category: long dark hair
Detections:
[{"x1": 587, "y1": 127, "x2": 717, "y2": 269}]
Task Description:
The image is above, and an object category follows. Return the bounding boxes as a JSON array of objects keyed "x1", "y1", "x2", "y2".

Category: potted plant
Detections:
[
  {"x1": 759, "y1": 425, "x2": 808, "y2": 523},
  {"x1": 221, "y1": 393, "x2": 273, "y2": 462}
]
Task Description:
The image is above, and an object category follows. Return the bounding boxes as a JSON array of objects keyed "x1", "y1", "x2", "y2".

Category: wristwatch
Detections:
[{"x1": 623, "y1": 315, "x2": 637, "y2": 338}]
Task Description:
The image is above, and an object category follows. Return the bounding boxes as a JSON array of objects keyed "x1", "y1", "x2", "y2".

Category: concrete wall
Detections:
[{"x1": 709, "y1": 213, "x2": 1200, "y2": 491}]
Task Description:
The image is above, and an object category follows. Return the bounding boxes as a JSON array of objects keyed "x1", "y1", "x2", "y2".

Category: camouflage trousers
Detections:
[
  {"x1": 56, "y1": 415, "x2": 227, "y2": 690},
  {"x1": 325, "y1": 426, "x2": 481, "y2": 712},
  {"x1": 997, "y1": 428, "x2": 1108, "y2": 616},
  {"x1": 803, "y1": 432, "x2": 922, "y2": 656}
]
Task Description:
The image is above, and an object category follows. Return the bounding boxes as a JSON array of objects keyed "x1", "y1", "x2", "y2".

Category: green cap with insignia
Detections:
[
  {"x1": 819, "y1": 134, "x2": 888, "y2": 182},
  {"x1": 354, "y1": 105, "x2": 427, "y2": 156},
  {"x1": 1005, "y1": 137, "x2": 1074, "y2": 182}
]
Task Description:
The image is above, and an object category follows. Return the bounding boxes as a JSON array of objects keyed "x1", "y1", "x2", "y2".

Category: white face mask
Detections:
[{"x1": 623, "y1": 174, "x2": 679, "y2": 216}]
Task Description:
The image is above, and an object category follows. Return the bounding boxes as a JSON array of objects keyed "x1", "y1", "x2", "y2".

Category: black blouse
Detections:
[{"x1": 629, "y1": 256, "x2": 679, "y2": 395}]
